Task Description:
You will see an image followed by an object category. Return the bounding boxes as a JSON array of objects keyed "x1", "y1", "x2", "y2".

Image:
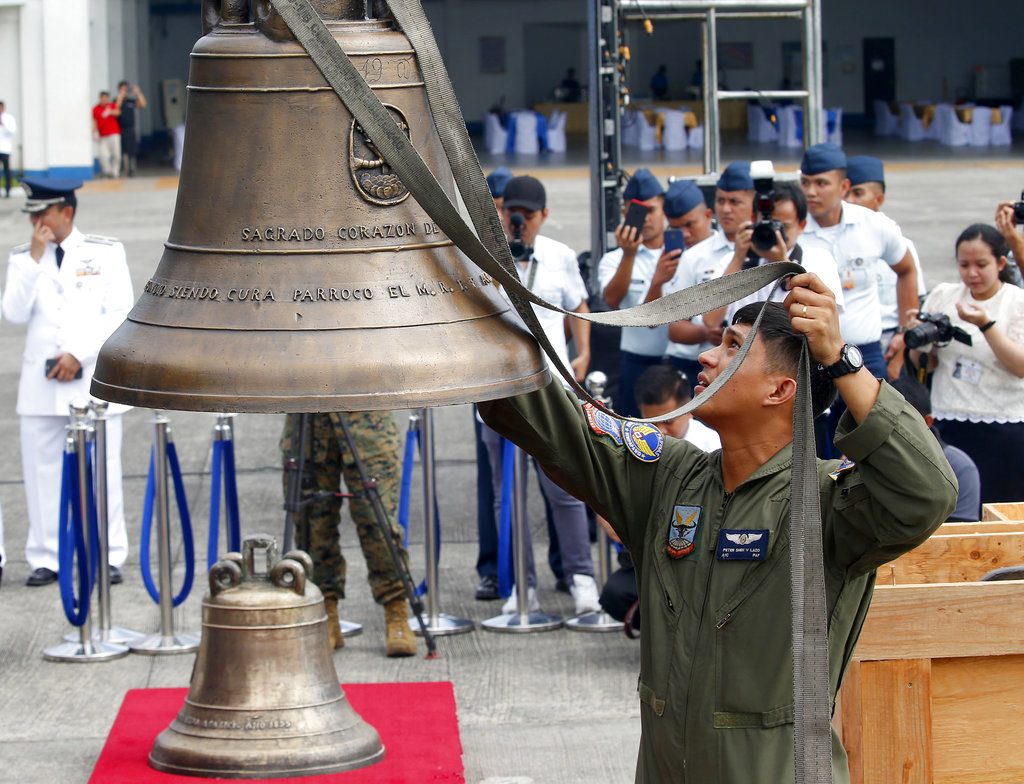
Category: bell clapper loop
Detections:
[
  {"x1": 270, "y1": 558, "x2": 307, "y2": 596},
  {"x1": 283, "y1": 549, "x2": 315, "y2": 578},
  {"x1": 209, "y1": 558, "x2": 243, "y2": 597}
]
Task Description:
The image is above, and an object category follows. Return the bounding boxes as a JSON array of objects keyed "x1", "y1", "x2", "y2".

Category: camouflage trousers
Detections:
[{"x1": 280, "y1": 411, "x2": 409, "y2": 605}]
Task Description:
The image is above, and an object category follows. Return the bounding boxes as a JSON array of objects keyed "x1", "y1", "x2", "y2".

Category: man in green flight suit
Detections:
[{"x1": 478, "y1": 273, "x2": 957, "y2": 783}]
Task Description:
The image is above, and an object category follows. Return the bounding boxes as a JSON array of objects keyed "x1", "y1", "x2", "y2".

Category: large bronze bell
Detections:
[
  {"x1": 149, "y1": 535, "x2": 384, "y2": 777},
  {"x1": 91, "y1": 0, "x2": 546, "y2": 413}
]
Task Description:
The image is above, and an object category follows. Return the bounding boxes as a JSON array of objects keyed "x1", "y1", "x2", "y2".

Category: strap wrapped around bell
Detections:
[
  {"x1": 91, "y1": 0, "x2": 547, "y2": 413},
  {"x1": 149, "y1": 534, "x2": 384, "y2": 777}
]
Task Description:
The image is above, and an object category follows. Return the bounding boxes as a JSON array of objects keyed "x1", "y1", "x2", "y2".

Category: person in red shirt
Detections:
[{"x1": 91, "y1": 91, "x2": 122, "y2": 178}]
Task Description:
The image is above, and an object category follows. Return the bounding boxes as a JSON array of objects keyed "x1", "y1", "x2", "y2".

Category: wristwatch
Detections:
[{"x1": 822, "y1": 344, "x2": 864, "y2": 379}]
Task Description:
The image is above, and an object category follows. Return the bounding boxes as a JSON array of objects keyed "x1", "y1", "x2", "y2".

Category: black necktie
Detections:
[{"x1": 55, "y1": 245, "x2": 64, "y2": 269}]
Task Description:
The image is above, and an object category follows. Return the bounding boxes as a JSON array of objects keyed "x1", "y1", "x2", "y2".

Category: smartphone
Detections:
[
  {"x1": 45, "y1": 358, "x2": 83, "y2": 380},
  {"x1": 623, "y1": 199, "x2": 650, "y2": 233},
  {"x1": 664, "y1": 229, "x2": 684, "y2": 254}
]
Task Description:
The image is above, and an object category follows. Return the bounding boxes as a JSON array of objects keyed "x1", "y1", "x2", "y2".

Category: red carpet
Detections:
[{"x1": 89, "y1": 682, "x2": 464, "y2": 783}]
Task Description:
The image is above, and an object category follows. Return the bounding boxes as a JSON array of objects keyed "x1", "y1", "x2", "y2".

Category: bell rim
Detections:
[
  {"x1": 90, "y1": 369, "x2": 551, "y2": 414},
  {"x1": 148, "y1": 743, "x2": 385, "y2": 779}
]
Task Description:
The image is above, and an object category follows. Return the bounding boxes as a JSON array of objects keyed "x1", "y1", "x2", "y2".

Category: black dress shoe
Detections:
[
  {"x1": 109, "y1": 566, "x2": 123, "y2": 585},
  {"x1": 474, "y1": 574, "x2": 499, "y2": 601},
  {"x1": 26, "y1": 567, "x2": 58, "y2": 586}
]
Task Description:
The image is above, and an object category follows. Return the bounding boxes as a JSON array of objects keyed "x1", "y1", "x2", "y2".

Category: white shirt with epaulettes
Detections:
[
  {"x1": 3, "y1": 227, "x2": 134, "y2": 416},
  {"x1": 799, "y1": 200, "x2": 907, "y2": 346}
]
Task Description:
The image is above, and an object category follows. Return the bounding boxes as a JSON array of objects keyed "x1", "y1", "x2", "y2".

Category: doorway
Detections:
[{"x1": 862, "y1": 38, "x2": 896, "y2": 119}]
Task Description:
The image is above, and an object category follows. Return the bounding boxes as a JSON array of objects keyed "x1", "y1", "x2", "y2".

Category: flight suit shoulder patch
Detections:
[
  {"x1": 622, "y1": 421, "x2": 663, "y2": 463},
  {"x1": 582, "y1": 403, "x2": 623, "y2": 446},
  {"x1": 83, "y1": 233, "x2": 118, "y2": 245}
]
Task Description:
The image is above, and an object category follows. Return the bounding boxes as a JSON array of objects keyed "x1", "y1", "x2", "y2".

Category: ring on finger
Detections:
[{"x1": 801, "y1": 304, "x2": 808, "y2": 317}]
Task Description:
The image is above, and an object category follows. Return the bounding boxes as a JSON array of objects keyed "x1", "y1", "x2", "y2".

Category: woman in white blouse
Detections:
[{"x1": 913, "y1": 223, "x2": 1024, "y2": 504}]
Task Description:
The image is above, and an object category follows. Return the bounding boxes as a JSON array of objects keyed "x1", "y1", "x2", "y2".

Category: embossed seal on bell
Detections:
[{"x1": 349, "y1": 104, "x2": 411, "y2": 206}]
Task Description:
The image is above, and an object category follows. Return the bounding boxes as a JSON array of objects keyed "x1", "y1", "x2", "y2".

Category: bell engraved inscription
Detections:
[
  {"x1": 149, "y1": 534, "x2": 384, "y2": 778},
  {"x1": 92, "y1": 1, "x2": 547, "y2": 413}
]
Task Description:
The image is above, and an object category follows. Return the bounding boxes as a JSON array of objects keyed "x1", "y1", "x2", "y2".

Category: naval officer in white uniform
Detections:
[{"x1": 3, "y1": 178, "x2": 134, "y2": 586}]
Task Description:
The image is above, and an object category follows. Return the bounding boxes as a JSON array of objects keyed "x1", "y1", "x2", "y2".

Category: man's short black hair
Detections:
[
  {"x1": 773, "y1": 181, "x2": 808, "y2": 222},
  {"x1": 636, "y1": 364, "x2": 692, "y2": 407},
  {"x1": 890, "y1": 376, "x2": 931, "y2": 418},
  {"x1": 732, "y1": 301, "x2": 837, "y2": 417}
]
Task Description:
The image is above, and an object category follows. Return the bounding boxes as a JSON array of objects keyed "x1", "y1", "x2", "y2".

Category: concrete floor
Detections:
[{"x1": 0, "y1": 142, "x2": 1023, "y2": 783}]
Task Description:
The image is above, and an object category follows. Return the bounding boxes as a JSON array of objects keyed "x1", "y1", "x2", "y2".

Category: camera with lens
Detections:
[
  {"x1": 508, "y1": 212, "x2": 532, "y2": 261},
  {"x1": 1012, "y1": 190, "x2": 1024, "y2": 225},
  {"x1": 749, "y1": 160, "x2": 786, "y2": 254},
  {"x1": 904, "y1": 312, "x2": 973, "y2": 349}
]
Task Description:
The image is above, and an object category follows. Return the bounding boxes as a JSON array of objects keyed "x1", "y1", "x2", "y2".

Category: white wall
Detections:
[
  {"x1": 423, "y1": 0, "x2": 590, "y2": 122},
  {"x1": 0, "y1": 6, "x2": 22, "y2": 170}
]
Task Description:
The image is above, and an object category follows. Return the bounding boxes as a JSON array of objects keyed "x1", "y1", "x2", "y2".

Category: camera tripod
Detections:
[{"x1": 282, "y1": 412, "x2": 436, "y2": 656}]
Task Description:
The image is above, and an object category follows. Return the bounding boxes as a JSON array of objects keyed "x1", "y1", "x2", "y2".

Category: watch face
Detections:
[{"x1": 845, "y1": 344, "x2": 864, "y2": 369}]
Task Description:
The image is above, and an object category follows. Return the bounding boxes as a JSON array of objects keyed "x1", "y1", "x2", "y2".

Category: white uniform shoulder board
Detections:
[
  {"x1": 10, "y1": 242, "x2": 31, "y2": 254},
  {"x1": 83, "y1": 233, "x2": 118, "y2": 245}
]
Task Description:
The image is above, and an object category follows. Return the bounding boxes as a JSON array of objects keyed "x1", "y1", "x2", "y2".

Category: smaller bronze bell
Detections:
[{"x1": 149, "y1": 535, "x2": 384, "y2": 778}]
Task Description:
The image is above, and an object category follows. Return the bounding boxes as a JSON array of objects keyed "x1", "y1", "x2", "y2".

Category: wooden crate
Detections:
[
  {"x1": 982, "y1": 502, "x2": 1024, "y2": 521},
  {"x1": 838, "y1": 527, "x2": 1024, "y2": 784}
]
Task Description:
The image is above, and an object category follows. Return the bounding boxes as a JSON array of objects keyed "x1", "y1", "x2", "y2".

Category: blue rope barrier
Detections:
[
  {"x1": 140, "y1": 441, "x2": 196, "y2": 607},
  {"x1": 207, "y1": 438, "x2": 223, "y2": 571},
  {"x1": 57, "y1": 450, "x2": 91, "y2": 626},
  {"x1": 222, "y1": 439, "x2": 241, "y2": 553},
  {"x1": 396, "y1": 422, "x2": 442, "y2": 597},
  {"x1": 497, "y1": 438, "x2": 515, "y2": 599},
  {"x1": 397, "y1": 425, "x2": 418, "y2": 548}
]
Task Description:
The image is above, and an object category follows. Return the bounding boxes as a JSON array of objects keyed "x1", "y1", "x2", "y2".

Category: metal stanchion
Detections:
[
  {"x1": 408, "y1": 409, "x2": 473, "y2": 636},
  {"x1": 44, "y1": 401, "x2": 129, "y2": 662},
  {"x1": 64, "y1": 401, "x2": 143, "y2": 645},
  {"x1": 567, "y1": 372, "x2": 622, "y2": 632},
  {"x1": 482, "y1": 444, "x2": 563, "y2": 633},
  {"x1": 130, "y1": 413, "x2": 200, "y2": 655}
]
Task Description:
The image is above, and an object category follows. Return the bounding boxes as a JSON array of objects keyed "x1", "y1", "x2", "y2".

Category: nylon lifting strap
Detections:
[{"x1": 267, "y1": 1, "x2": 833, "y2": 780}]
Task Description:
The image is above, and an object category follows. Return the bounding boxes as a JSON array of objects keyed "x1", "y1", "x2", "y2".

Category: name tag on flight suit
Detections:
[{"x1": 716, "y1": 529, "x2": 769, "y2": 560}]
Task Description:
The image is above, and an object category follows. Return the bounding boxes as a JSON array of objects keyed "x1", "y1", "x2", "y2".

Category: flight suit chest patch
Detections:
[
  {"x1": 715, "y1": 529, "x2": 769, "y2": 560},
  {"x1": 666, "y1": 504, "x2": 700, "y2": 559}
]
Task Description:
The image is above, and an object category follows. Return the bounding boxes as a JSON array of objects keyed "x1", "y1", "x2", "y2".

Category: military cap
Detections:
[
  {"x1": 21, "y1": 176, "x2": 81, "y2": 214},
  {"x1": 623, "y1": 168, "x2": 665, "y2": 202},
  {"x1": 486, "y1": 166, "x2": 514, "y2": 198},
  {"x1": 664, "y1": 179, "x2": 706, "y2": 218},
  {"x1": 800, "y1": 143, "x2": 847, "y2": 175},
  {"x1": 716, "y1": 161, "x2": 753, "y2": 192},
  {"x1": 846, "y1": 155, "x2": 885, "y2": 186}
]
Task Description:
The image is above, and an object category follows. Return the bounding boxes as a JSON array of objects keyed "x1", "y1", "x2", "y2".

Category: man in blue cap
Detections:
[
  {"x1": 844, "y1": 155, "x2": 927, "y2": 361},
  {"x1": 799, "y1": 143, "x2": 918, "y2": 454},
  {"x1": 3, "y1": 178, "x2": 134, "y2": 586},
  {"x1": 664, "y1": 179, "x2": 713, "y2": 250},
  {"x1": 486, "y1": 166, "x2": 514, "y2": 211},
  {"x1": 663, "y1": 161, "x2": 755, "y2": 389},
  {"x1": 598, "y1": 168, "x2": 673, "y2": 417}
]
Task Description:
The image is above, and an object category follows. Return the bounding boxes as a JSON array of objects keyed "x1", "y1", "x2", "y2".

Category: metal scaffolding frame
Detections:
[{"x1": 588, "y1": 0, "x2": 824, "y2": 263}]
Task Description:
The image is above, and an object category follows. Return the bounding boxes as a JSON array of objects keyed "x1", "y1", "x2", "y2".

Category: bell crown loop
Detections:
[{"x1": 208, "y1": 534, "x2": 315, "y2": 599}]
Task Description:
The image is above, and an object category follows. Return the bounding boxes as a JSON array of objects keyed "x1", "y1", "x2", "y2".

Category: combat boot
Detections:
[
  {"x1": 324, "y1": 595, "x2": 344, "y2": 650},
  {"x1": 384, "y1": 598, "x2": 416, "y2": 658}
]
